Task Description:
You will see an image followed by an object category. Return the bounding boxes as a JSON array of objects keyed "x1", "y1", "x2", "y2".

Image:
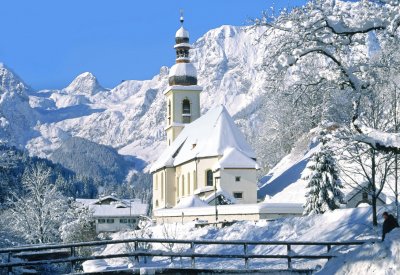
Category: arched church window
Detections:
[
  {"x1": 181, "y1": 175, "x2": 185, "y2": 196},
  {"x1": 161, "y1": 172, "x2": 164, "y2": 200},
  {"x1": 182, "y1": 99, "x2": 190, "y2": 114},
  {"x1": 176, "y1": 177, "x2": 180, "y2": 197},
  {"x1": 206, "y1": 170, "x2": 213, "y2": 186},
  {"x1": 193, "y1": 171, "x2": 197, "y2": 190},
  {"x1": 187, "y1": 172, "x2": 191, "y2": 195},
  {"x1": 182, "y1": 99, "x2": 191, "y2": 123}
]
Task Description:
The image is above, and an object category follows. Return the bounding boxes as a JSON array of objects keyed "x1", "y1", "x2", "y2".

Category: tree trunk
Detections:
[
  {"x1": 396, "y1": 154, "x2": 399, "y2": 222},
  {"x1": 372, "y1": 194, "x2": 378, "y2": 227},
  {"x1": 394, "y1": 88, "x2": 399, "y2": 222},
  {"x1": 371, "y1": 150, "x2": 378, "y2": 226}
]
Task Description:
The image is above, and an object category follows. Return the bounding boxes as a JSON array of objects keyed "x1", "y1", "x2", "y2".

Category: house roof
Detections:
[
  {"x1": 150, "y1": 105, "x2": 256, "y2": 172},
  {"x1": 88, "y1": 202, "x2": 148, "y2": 217},
  {"x1": 344, "y1": 182, "x2": 387, "y2": 203},
  {"x1": 213, "y1": 147, "x2": 259, "y2": 170},
  {"x1": 76, "y1": 198, "x2": 149, "y2": 217}
]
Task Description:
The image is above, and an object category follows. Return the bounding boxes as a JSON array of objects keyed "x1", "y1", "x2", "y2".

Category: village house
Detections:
[
  {"x1": 77, "y1": 195, "x2": 149, "y2": 233},
  {"x1": 344, "y1": 182, "x2": 388, "y2": 208}
]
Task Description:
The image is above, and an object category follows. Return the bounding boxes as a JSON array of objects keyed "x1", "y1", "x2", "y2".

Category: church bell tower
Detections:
[{"x1": 164, "y1": 13, "x2": 202, "y2": 146}]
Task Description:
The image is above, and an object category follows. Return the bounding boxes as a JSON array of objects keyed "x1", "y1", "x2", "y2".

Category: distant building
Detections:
[
  {"x1": 344, "y1": 182, "x2": 387, "y2": 208},
  {"x1": 150, "y1": 15, "x2": 259, "y2": 211},
  {"x1": 77, "y1": 195, "x2": 149, "y2": 233}
]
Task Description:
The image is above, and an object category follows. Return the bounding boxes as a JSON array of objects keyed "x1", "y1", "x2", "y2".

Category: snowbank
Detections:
[
  {"x1": 319, "y1": 228, "x2": 400, "y2": 274},
  {"x1": 174, "y1": 195, "x2": 208, "y2": 208},
  {"x1": 83, "y1": 206, "x2": 385, "y2": 272}
]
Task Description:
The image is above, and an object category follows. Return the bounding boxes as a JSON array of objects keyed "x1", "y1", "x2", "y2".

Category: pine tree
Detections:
[{"x1": 303, "y1": 131, "x2": 344, "y2": 215}]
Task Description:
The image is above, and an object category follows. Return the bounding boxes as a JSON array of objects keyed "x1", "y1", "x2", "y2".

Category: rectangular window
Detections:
[
  {"x1": 128, "y1": 219, "x2": 136, "y2": 223},
  {"x1": 106, "y1": 219, "x2": 114, "y2": 223},
  {"x1": 120, "y1": 219, "x2": 128, "y2": 223},
  {"x1": 98, "y1": 219, "x2": 106, "y2": 224},
  {"x1": 233, "y1": 192, "x2": 243, "y2": 199},
  {"x1": 235, "y1": 176, "x2": 241, "y2": 182}
]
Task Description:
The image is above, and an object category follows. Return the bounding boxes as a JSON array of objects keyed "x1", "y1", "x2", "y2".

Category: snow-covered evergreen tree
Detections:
[{"x1": 303, "y1": 131, "x2": 344, "y2": 215}]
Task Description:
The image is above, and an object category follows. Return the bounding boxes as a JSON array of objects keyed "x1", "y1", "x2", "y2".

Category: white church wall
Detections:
[
  {"x1": 174, "y1": 157, "x2": 218, "y2": 204},
  {"x1": 153, "y1": 168, "x2": 177, "y2": 209},
  {"x1": 165, "y1": 167, "x2": 177, "y2": 208},
  {"x1": 195, "y1": 157, "x2": 220, "y2": 189},
  {"x1": 219, "y1": 168, "x2": 258, "y2": 204},
  {"x1": 167, "y1": 89, "x2": 201, "y2": 125}
]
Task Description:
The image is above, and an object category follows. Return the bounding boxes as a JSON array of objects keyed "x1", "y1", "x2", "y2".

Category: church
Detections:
[{"x1": 150, "y1": 16, "x2": 259, "y2": 211}]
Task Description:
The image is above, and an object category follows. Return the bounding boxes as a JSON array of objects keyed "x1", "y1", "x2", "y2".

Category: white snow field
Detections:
[{"x1": 82, "y1": 205, "x2": 399, "y2": 274}]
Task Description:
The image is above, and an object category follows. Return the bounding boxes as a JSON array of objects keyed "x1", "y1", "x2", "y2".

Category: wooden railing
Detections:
[{"x1": 0, "y1": 238, "x2": 375, "y2": 273}]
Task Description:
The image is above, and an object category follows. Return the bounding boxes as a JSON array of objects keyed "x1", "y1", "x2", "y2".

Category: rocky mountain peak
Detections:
[
  {"x1": 0, "y1": 63, "x2": 32, "y2": 96},
  {"x1": 63, "y1": 72, "x2": 105, "y2": 96}
]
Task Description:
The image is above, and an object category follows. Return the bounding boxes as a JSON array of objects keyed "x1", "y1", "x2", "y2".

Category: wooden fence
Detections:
[{"x1": 0, "y1": 238, "x2": 374, "y2": 273}]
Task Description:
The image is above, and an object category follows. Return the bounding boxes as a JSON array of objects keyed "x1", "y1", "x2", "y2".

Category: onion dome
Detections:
[{"x1": 168, "y1": 14, "x2": 198, "y2": 86}]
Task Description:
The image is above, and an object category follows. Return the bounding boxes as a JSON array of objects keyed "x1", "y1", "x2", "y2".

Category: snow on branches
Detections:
[
  {"x1": 259, "y1": 0, "x2": 400, "y2": 153},
  {"x1": 7, "y1": 163, "x2": 68, "y2": 244}
]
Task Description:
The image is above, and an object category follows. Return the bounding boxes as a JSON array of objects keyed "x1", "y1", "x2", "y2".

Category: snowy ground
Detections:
[{"x1": 82, "y1": 205, "x2": 399, "y2": 274}]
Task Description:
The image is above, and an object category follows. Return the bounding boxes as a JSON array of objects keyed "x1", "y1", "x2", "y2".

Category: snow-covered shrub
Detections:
[
  {"x1": 60, "y1": 202, "x2": 96, "y2": 255},
  {"x1": 125, "y1": 220, "x2": 153, "y2": 266}
]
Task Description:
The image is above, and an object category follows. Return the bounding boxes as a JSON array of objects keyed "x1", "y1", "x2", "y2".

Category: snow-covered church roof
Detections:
[{"x1": 150, "y1": 105, "x2": 257, "y2": 172}]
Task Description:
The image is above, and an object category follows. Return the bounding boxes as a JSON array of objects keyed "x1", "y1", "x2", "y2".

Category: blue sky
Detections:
[{"x1": 0, "y1": 0, "x2": 305, "y2": 90}]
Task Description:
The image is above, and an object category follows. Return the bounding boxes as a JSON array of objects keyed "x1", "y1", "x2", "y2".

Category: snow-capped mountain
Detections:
[
  {"x1": 9, "y1": 25, "x2": 269, "y2": 170},
  {"x1": 0, "y1": 63, "x2": 39, "y2": 147},
  {"x1": 64, "y1": 72, "x2": 106, "y2": 96}
]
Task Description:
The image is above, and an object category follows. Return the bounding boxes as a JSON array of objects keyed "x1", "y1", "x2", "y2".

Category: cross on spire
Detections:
[{"x1": 180, "y1": 9, "x2": 184, "y2": 25}]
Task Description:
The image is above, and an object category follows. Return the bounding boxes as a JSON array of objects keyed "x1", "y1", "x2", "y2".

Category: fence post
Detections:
[
  {"x1": 190, "y1": 242, "x2": 195, "y2": 268},
  {"x1": 7, "y1": 252, "x2": 12, "y2": 274},
  {"x1": 242, "y1": 243, "x2": 248, "y2": 269},
  {"x1": 287, "y1": 244, "x2": 292, "y2": 269},
  {"x1": 327, "y1": 244, "x2": 332, "y2": 253},
  {"x1": 134, "y1": 241, "x2": 139, "y2": 264},
  {"x1": 70, "y1": 246, "x2": 76, "y2": 273}
]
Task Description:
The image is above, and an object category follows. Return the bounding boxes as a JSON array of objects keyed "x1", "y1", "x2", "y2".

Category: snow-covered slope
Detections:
[
  {"x1": 258, "y1": 130, "x2": 320, "y2": 201},
  {"x1": 259, "y1": 126, "x2": 396, "y2": 205}
]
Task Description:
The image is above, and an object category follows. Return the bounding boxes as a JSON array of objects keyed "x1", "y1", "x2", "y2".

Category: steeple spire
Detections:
[
  {"x1": 168, "y1": 12, "x2": 197, "y2": 86},
  {"x1": 165, "y1": 12, "x2": 202, "y2": 146}
]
